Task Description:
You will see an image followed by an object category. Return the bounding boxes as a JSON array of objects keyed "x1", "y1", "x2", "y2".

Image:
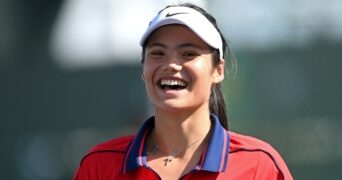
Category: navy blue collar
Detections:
[{"x1": 122, "y1": 114, "x2": 230, "y2": 173}]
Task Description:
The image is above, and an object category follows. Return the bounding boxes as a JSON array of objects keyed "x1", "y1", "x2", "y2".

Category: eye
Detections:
[
  {"x1": 182, "y1": 51, "x2": 199, "y2": 59},
  {"x1": 148, "y1": 50, "x2": 165, "y2": 58}
]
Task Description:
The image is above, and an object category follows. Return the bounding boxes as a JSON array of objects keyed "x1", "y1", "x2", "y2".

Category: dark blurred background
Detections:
[{"x1": 1, "y1": 0, "x2": 341, "y2": 179}]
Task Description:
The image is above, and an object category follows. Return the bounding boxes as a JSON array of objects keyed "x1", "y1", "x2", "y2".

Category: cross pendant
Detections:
[{"x1": 163, "y1": 156, "x2": 173, "y2": 166}]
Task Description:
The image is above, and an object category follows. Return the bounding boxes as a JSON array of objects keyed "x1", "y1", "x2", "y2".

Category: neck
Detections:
[{"x1": 152, "y1": 106, "x2": 212, "y2": 156}]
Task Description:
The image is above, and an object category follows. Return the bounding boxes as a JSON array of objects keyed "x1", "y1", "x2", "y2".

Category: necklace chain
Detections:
[{"x1": 152, "y1": 129, "x2": 203, "y2": 166}]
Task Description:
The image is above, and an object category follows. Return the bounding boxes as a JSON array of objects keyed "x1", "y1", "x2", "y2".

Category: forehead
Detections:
[{"x1": 145, "y1": 24, "x2": 210, "y2": 49}]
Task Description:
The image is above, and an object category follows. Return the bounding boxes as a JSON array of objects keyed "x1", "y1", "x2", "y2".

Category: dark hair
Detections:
[{"x1": 141, "y1": 3, "x2": 236, "y2": 130}]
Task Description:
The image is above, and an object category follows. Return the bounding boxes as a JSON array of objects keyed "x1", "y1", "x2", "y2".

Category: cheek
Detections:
[
  {"x1": 142, "y1": 62, "x2": 155, "y2": 84},
  {"x1": 189, "y1": 59, "x2": 215, "y2": 81}
]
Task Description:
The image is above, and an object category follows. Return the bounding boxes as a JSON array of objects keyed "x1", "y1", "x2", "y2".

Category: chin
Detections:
[{"x1": 155, "y1": 100, "x2": 206, "y2": 114}]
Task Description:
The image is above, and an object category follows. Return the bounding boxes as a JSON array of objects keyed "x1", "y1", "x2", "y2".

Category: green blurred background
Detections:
[{"x1": 1, "y1": 0, "x2": 342, "y2": 179}]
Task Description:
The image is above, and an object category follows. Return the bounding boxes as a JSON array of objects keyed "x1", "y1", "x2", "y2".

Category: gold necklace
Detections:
[{"x1": 152, "y1": 130, "x2": 203, "y2": 166}]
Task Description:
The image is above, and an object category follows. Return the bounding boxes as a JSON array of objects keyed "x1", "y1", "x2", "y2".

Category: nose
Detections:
[{"x1": 162, "y1": 55, "x2": 182, "y2": 72}]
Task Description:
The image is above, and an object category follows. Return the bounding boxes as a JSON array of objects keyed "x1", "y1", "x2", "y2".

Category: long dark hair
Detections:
[{"x1": 141, "y1": 3, "x2": 236, "y2": 130}]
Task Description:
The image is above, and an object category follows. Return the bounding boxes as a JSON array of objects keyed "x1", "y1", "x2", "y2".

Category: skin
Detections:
[{"x1": 142, "y1": 24, "x2": 224, "y2": 179}]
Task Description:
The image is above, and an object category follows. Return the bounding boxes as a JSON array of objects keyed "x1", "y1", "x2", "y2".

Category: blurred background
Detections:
[{"x1": 1, "y1": 0, "x2": 341, "y2": 179}]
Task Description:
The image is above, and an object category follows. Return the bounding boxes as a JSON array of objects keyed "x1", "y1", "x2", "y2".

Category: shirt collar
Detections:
[
  {"x1": 122, "y1": 114, "x2": 230, "y2": 174},
  {"x1": 195, "y1": 114, "x2": 230, "y2": 172}
]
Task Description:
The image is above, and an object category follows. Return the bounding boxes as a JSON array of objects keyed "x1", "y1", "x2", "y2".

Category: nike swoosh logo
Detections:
[{"x1": 165, "y1": 12, "x2": 188, "y2": 17}]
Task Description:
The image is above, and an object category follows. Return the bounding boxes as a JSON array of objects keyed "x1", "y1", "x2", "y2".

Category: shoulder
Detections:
[
  {"x1": 73, "y1": 135, "x2": 136, "y2": 180},
  {"x1": 228, "y1": 131, "x2": 293, "y2": 180},
  {"x1": 228, "y1": 131, "x2": 275, "y2": 153},
  {"x1": 80, "y1": 135, "x2": 135, "y2": 164}
]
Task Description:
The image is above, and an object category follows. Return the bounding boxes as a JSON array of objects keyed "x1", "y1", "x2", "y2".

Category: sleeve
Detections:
[
  {"x1": 72, "y1": 155, "x2": 98, "y2": 180},
  {"x1": 72, "y1": 158, "x2": 97, "y2": 180},
  {"x1": 253, "y1": 151, "x2": 293, "y2": 180}
]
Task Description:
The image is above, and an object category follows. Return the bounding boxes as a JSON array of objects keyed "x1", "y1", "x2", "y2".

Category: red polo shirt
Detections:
[{"x1": 73, "y1": 115, "x2": 293, "y2": 179}]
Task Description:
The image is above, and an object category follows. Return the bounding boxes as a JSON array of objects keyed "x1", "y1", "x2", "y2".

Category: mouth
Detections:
[{"x1": 158, "y1": 78, "x2": 188, "y2": 90}]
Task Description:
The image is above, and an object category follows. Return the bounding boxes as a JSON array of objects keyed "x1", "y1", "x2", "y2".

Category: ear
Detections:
[
  {"x1": 141, "y1": 73, "x2": 145, "y2": 81},
  {"x1": 212, "y1": 59, "x2": 225, "y2": 83}
]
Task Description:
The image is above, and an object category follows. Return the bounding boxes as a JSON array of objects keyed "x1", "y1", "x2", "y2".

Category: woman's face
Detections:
[{"x1": 142, "y1": 25, "x2": 224, "y2": 112}]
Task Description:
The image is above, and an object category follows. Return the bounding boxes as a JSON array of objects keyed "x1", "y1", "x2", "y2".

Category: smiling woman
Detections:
[
  {"x1": 142, "y1": 25, "x2": 221, "y2": 115},
  {"x1": 73, "y1": 3, "x2": 293, "y2": 180}
]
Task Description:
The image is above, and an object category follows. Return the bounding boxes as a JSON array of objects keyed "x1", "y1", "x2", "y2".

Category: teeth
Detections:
[{"x1": 160, "y1": 79, "x2": 186, "y2": 87}]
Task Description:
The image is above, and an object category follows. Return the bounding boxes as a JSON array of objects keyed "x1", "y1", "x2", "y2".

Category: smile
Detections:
[{"x1": 159, "y1": 79, "x2": 187, "y2": 90}]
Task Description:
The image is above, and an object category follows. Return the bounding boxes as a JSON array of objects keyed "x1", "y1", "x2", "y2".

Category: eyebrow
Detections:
[
  {"x1": 147, "y1": 42, "x2": 205, "y2": 50},
  {"x1": 147, "y1": 43, "x2": 167, "y2": 48},
  {"x1": 178, "y1": 43, "x2": 204, "y2": 50}
]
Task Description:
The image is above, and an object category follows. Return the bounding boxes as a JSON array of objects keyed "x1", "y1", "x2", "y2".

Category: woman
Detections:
[{"x1": 73, "y1": 3, "x2": 293, "y2": 180}]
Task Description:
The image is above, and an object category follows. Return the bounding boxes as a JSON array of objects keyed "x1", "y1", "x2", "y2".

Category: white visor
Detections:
[{"x1": 140, "y1": 6, "x2": 224, "y2": 59}]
